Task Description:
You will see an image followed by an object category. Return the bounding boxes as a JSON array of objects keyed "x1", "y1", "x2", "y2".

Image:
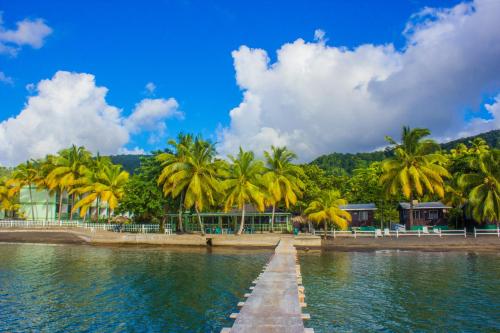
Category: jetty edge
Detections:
[{"x1": 221, "y1": 238, "x2": 313, "y2": 333}]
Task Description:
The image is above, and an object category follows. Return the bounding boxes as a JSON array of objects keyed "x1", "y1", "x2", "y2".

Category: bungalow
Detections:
[
  {"x1": 340, "y1": 203, "x2": 377, "y2": 227},
  {"x1": 398, "y1": 201, "x2": 450, "y2": 228}
]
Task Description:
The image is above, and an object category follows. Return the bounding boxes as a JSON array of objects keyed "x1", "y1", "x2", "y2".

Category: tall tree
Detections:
[
  {"x1": 47, "y1": 145, "x2": 92, "y2": 221},
  {"x1": 304, "y1": 190, "x2": 351, "y2": 239},
  {"x1": 458, "y1": 150, "x2": 500, "y2": 226},
  {"x1": 380, "y1": 127, "x2": 449, "y2": 228},
  {"x1": 263, "y1": 146, "x2": 304, "y2": 232},
  {"x1": 157, "y1": 133, "x2": 194, "y2": 232},
  {"x1": 158, "y1": 137, "x2": 220, "y2": 235},
  {"x1": 223, "y1": 148, "x2": 265, "y2": 235},
  {"x1": 9, "y1": 161, "x2": 38, "y2": 220},
  {"x1": 33, "y1": 157, "x2": 57, "y2": 222}
]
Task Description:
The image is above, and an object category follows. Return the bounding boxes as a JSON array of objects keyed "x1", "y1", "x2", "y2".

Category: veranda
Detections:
[{"x1": 164, "y1": 212, "x2": 292, "y2": 234}]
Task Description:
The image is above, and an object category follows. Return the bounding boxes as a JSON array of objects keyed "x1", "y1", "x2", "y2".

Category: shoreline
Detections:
[{"x1": 1, "y1": 229, "x2": 499, "y2": 252}]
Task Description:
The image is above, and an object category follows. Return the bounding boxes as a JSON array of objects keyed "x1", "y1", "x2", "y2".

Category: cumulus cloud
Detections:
[
  {"x1": 0, "y1": 13, "x2": 52, "y2": 56},
  {"x1": 0, "y1": 71, "x2": 13, "y2": 85},
  {"x1": 124, "y1": 98, "x2": 181, "y2": 144},
  {"x1": 218, "y1": 0, "x2": 500, "y2": 161},
  {"x1": 118, "y1": 147, "x2": 146, "y2": 155},
  {"x1": 0, "y1": 71, "x2": 179, "y2": 165}
]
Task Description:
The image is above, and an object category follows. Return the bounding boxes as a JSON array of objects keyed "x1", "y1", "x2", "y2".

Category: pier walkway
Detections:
[{"x1": 223, "y1": 238, "x2": 312, "y2": 333}]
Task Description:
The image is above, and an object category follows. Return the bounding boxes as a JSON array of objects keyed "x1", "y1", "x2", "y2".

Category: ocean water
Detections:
[
  {"x1": 0, "y1": 243, "x2": 271, "y2": 332},
  {"x1": 300, "y1": 250, "x2": 500, "y2": 333}
]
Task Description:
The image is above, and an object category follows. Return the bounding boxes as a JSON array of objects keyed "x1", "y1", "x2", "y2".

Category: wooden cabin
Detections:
[
  {"x1": 398, "y1": 201, "x2": 450, "y2": 228},
  {"x1": 340, "y1": 203, "x2": 377, "y2": 227}
]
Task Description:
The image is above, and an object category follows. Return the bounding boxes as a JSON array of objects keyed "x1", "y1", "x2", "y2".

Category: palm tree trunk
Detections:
[
  {"x1": 108, "y1": 208, "x2": 112, "y2": 224},
  {"x1": 195, "y1": 206, "x2": 205, "y2": 236},
  {"x1": 58, "y1": 189, "x2": 63, "y2": 223},
  {"x1": 29, "y1": 184, "x2": 35, "y2": 221},
  {"x1": 45, "y1": 192, "x2": 50, "y2": 222},
  {"x1": 270, "y1": 204, "x2": 276, "y2": 233},
  {"x1": 237, "y1": 205, "x2": 246, "y2": 235},
  {"x1": 409, "y1": 194, "x2": 414, "y2": 229},
  {"x1": 160, "y1": 204, "x2": 168, "y2": 233},
  {"x1": 177, "y1": 191, "x2": 184, "y2": 232},
  {"x1": 323, "y1": 219, "x2": 328, "y2": 240},
  {"x1": 69, "y1": 193, "x2": 75, "y2": 221}
]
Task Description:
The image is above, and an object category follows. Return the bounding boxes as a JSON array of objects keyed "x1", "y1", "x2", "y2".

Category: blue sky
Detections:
[{"x1": 0, "y1": 0, "x2": 499, "y2": 165}]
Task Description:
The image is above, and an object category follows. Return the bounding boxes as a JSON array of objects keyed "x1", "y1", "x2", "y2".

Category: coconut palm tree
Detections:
[
  {"x1": 223, "y1": 148, "x2": 265, "y2": 235},
  {"x1": 9, "y1": 161, "x2": 38, "y2": 220},
  {"x1": 263, "y1": 146, "x2": 304, "y2": 232},
  {"x1": 304, "y1": 190, "x2": 351, "y2": 239},
  {"x1": 33, "y1": 157, "x2": 57, "y2": 221},
  {"x1": 157, "y1": 133, "x2": 194, "y2": 232},
  {"x1": 47, "y1": 145, "x2": 92, "y2": 221},
  {"x1": 458, "y1": 150, "x2": 500, "y2": 226},
  {"x1": 0, "y1": 177, "x2": 19, "y2": 217},
  {"x1": 158, "y1": 137, "x2": 220, "y2": 235},
  {"x1": 73, "y1": 164, "x2": 129, "y2": 223},
  {"x1": 380, "y1": 127, "x2": 449, "y2": 228}
]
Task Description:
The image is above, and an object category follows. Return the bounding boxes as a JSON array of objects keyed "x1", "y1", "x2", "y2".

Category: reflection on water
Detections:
[
  {"x1": 300, "y1": 250, "x2": 500, "y2": 333},
  {"x1": 0, "y1": 244, "x2": 271, "y2": 332}
]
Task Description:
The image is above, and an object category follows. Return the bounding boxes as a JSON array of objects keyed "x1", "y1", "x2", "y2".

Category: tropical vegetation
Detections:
[{"x1": 0, "y1": 126, "x2": 497, "y2": 232}]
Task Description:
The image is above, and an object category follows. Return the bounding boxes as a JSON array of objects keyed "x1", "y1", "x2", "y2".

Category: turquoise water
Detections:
[
  {"x1": 0, "y1": 244, "x2": 271, "y2": 332},
  {"x1": 300, "y1": 250, "x2": 500, "y2": 332}
]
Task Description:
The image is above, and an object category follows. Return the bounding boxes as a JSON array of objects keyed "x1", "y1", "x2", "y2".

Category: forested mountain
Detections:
[
  {"x1": 310, "y1": 129, "x2": 499, "y2": 175},
  {"x1": 108, "y1": 129, "x2": 499, "y2": 175},
  {"x1": 108, "y1": 154, "x2": 146, "y2": 174}
]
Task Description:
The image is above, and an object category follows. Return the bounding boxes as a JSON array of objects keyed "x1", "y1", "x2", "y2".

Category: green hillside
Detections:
[
  {"x1": 311, "y1": 129, "x2": 499, "y2": 174},
  {"x1": 108, "y1": 129, "x2": 499, "y2": 175}
]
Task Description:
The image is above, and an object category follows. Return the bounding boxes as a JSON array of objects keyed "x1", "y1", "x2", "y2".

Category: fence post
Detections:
[
  {"x1": 418, "y1": 229, "x2": 421, "y2": 238},
  {"x1": 464, "y1": 228, "x2": 467, "y2": 238},
  {"x1": 439, "y1": 228, "x2": 442, "y2": 238},
  {"x1": 497, "y1": 228, "x2": 499, "y2": 238},
  {"x1": 474, "y1": 227, "x2": 477, "y2": 238},
  {"x1": 354, "y1": 229, "x2": 357, "y2": 239},
  {"x1": 142, "y1": 225, "x2": 145, "y2": 234},
  {"x1": 396, "y1": 229, "x2": 399, "y2": 238},
  {"x1": 333, "y1": 229, "x2": 336, "y2": 238}
]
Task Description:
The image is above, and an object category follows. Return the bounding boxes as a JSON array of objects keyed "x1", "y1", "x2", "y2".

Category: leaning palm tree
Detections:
[
  {"x1": 263, "y1": 146, "x2": 305, "y2": 232},
  {"x1": 157, "y1": 133, "x2": 194, "y2": 232},
  {"x1": 222, "y1": 148, "x2": 265, "y2": 235},
  {"x1": 73, "y1": 164, "x2": 129, "y2": 223},
  {"x1": 158, "y1": 137, "x2": 220, "y2": 235},
  {"x1": 9, "y1": 161, "x2": 38, "y2": 220},
  {"x1": 304, "y1": 190, "x2": 351, "y2": 239},
  {"x1": 458, "y1": 150, "x2": 500, "y2": 226},
  {"x1": 380, "y1": 127, "x2": 450, "y2": 228},
  {"x1": 0, "y1": 177, "x2": 19, "y2": 217}
]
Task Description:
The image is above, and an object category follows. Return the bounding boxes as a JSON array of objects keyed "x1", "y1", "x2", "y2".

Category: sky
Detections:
[{"x1": 0, "y1": 0, "x2": 499, "y2": 166}]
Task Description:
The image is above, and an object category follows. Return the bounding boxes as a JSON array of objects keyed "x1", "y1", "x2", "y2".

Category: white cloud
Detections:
[
  {"x1": 0, "y1": 71, "x2": 13, "y2": 85},
  {"x1": 0, "y1": 13, "x2": 52, "y2": 56},
  {"x1": 145, "y1": 82, "x2": 156, "y2": 95},
  {"x1": 218, "y1": 0, "x2": 500, "y2": 161},
  {"x1": 124, "y1": 98, "x2": 181, "y2": 142},
  {"x1": 0, "y1": 71, "x2": 179, "y2": 166},
  {"x1": 459, "y1": 94, "x2": 500, "y2": 137}
]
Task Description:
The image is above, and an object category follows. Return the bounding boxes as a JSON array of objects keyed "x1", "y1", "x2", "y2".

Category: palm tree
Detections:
[
  {"x1": 0, "y1": 177, "x2": 19, "y2": 217},
  {"x1": 33, "y1": 157, "x2": 57, "y2": 221},
  {"x1": 304, "y1": 190, "x2": 351, "y2": 239},
  {"x1": 458, "y1": 150, "x2": 499, "y2": 226},
  {"x1": 9, "y1": 161, "x2": 38, "y2": 220},
  {"x1": 158, "y1": 137, "x2": 220, "y2": 235},
  {"x1": 380, "y1": 127, "x2": 450, "y2": 228},
  {"x1": 263, "y1": 146, "x2": 304, "y2": 232},
  {"x1": 47, "y1": 145, "x2": 92, "y2": 221},
  {"x1": 73, "y1": 164, "x2": 129, "y2": 223},
  {"x1": 223, "y1": 148, "x2": 265, "y2": 235},
  {"x1": 157, "y1": 133, "x2": 194, "y2": 232}
]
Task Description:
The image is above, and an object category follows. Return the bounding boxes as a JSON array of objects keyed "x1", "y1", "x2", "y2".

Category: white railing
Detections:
[
  {"x1": 0, "y1": 220, "x2": 170, "y2": 234},
  {"x1": 312, "y1": 227, "x2": 468, "y2": 238},
  {"x1": 474, "y1": 227, "x2": 500, "y2": 238}
]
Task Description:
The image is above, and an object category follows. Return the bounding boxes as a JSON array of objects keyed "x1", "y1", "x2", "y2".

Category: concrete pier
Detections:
[{"x1": 222, "y1": 238, "x2": 312, "y2": 333}]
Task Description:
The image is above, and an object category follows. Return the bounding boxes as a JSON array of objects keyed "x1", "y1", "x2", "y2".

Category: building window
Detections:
[
  {"x1": 428, "y1": 210, "x2": 439, "y2": 220},
  {"x1": 359, "y1": 211, "x2": 368, "y2": 221},
  {"x1": 413, "y1": 210, "x2": 421, "y2": 220}
]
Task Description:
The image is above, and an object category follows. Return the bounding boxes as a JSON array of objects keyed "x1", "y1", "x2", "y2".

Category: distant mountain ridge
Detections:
[
  {"x1": 108, "y1": 129, "x2": 500, "y2": 175},
  {"x1": 311, "y1": 129, "x2": 499, "y2": 175}
]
